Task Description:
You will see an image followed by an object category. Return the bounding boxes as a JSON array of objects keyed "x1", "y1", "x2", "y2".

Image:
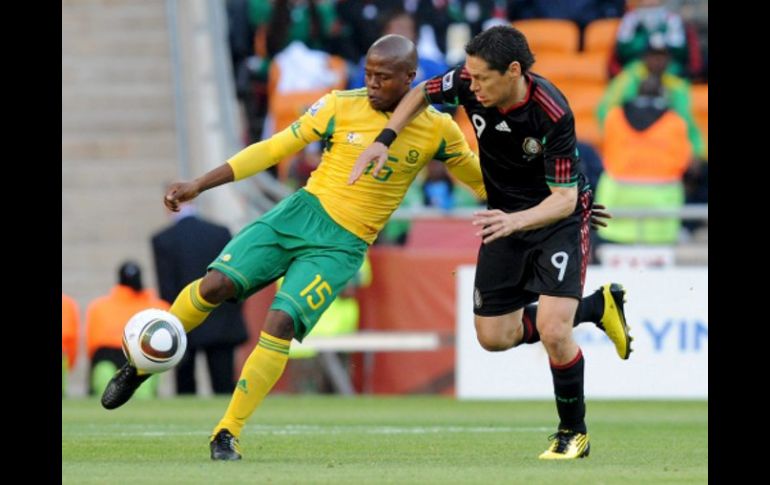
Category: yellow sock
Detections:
[
  {"x1": 213, "y1": 332, "x2": 290, "y2": 439},
  {"x1": 170, "y1": 279, "x2": 219, "y2": 333}
]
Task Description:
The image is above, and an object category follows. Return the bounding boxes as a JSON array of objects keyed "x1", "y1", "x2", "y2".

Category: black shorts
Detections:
[{"x1": 473, "y1": 192, "x2": 592, "y2": 316}]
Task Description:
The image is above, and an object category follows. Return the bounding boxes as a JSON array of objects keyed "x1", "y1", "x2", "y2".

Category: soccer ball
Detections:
[{"x1": 122, "y1": 309, "x2": 187, "y2": 374}]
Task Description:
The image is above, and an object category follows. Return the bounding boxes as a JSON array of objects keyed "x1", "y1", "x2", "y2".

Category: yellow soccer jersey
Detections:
[{"x1": 227, "y1": 88, "x2": 485, "y2": 244}]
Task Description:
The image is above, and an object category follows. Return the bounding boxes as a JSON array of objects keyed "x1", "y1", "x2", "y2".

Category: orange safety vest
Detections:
[
  {"x1": 602, "y1": 106, "x2": 692, "y2": 183},
  {"x1": 85, "y1": 285, "x2": 170, "y2": 359},
  {"x1": 62, "y1": 294, "x2": 80, "y2": 369}
]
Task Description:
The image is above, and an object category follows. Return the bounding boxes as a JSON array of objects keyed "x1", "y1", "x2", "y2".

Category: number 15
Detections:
[{"x1": 300, "y1": 274, "x2": 332, "y2": 310}]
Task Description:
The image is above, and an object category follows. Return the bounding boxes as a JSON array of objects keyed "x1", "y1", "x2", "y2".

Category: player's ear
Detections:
[{"x1": 507, "y1": 61, "x2": 521, "y2": 77}]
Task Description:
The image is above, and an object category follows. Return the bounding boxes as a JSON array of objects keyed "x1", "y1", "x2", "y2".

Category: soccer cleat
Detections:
[
  {"x1": 538, "y1": 429, "x2": 590, "y2": 460},
  {"x1": 210, "y1": 428, "x2": 242, "y2": 461},
  {"x1": 597, "y1": 283, "x2": 633, "y2": 360},
  {"x1": 100, "y1": 362, "x2": 151, "y2": 410}
]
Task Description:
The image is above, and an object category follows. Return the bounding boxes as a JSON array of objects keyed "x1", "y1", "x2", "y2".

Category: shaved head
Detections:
[
  {"x1": 363, "y1": 34, "x2": 418, "y2": 111},
  {"x1": 367, "y1": 34, "x2": 417, "y2": 72}
]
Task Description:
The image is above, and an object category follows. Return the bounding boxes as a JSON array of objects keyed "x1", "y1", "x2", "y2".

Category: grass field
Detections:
[{"x1": 63, "y1": 397, "x2": 707, "y2": 484}]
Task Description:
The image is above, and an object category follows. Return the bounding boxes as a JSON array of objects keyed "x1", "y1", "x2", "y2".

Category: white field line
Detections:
[{"x1": 70, "y1": 424, "x2": 551, "y2": 437}]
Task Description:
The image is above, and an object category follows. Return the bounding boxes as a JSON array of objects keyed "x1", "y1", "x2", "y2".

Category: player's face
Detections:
[
  {"x1": 465, "y1": 55, "x2": 519, "y2": 108},
  {"x1": 364, "y1": 54, "x2": 415, "y2": 111}
]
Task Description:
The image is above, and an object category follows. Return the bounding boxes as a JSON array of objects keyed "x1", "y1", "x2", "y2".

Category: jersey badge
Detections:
[
  {"x1": 473, "y1": 287, "x2": 483, "y2": 309},
  {"x1": 442, "y1": 71, "x2": 454, "y2": 92},
  {"x1": 522, "y1": 137, "x2": 543, "y2": 160}
]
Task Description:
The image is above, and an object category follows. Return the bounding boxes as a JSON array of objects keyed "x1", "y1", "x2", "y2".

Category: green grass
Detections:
[{"x1": 63, "y1": 397, "x2": 707, "y2": 484}]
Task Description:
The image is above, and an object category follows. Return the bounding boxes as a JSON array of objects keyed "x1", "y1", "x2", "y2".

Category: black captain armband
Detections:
[{"x1": 374, "y1": 128, "x2": 398, "y2": 147}]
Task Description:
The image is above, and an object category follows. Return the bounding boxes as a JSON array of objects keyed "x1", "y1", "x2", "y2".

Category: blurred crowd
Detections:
[
  {"x1": 63, "y1": 0, "x2": 708, "y2": 398},
  {"x1": 227, "y1": 0, "x2": 707, "y2": 247}
]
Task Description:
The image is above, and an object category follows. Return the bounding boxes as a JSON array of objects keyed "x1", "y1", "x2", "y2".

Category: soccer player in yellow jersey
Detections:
[{"x1": 99, "y1": 34, "x2": 486, "y2": 459}]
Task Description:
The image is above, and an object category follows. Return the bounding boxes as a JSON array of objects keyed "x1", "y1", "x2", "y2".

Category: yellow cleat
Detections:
[
  {"x1": 538, "y1": 430, "x2": 590, "y2": 460},
  {"x1": 599, "y1": 283, "x2": 633, "y2": 360}
]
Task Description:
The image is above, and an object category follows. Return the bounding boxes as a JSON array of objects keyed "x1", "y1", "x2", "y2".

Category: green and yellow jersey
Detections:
[{"x1": 227, "y1": 87, "x2": 486, "y2": 244}]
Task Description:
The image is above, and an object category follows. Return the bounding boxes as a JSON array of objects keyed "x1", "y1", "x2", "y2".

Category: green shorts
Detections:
[{"x1": 208, "y1": 189, "x2": 368, "y2": 341}]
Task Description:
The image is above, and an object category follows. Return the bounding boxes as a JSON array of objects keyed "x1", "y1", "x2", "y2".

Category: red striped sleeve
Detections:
[
  {"x1": 425, "y1": 78, "x2": 442, "y2": 94},
  {"x1": 555, "y1": 158, "x2": 572, "y2": 184},
  {"x1": 532, "y1": 87, "x2": 565, "y2": 122}
]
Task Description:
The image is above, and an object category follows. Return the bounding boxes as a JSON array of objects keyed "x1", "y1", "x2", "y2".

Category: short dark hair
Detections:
[
  {"x1": 465, "y1": 26, "x2": 535, "y2": 74},
  {"x1": 118, "y1": 260, "x2": 143, "y2": 292}
]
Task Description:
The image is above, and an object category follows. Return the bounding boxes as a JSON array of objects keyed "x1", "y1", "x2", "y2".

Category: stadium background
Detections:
[
  {"x1": 62, "y1": 0, "x2": 707, "y2": 480},
  {"x1": 62, "y1": 0, "x2": 707, "y2": 397}
]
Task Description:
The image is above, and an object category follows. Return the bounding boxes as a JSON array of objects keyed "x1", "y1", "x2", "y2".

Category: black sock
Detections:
[
  {"x1": 574, "y1": 289, "x2": 603, "y2": 326},
  {"x1": 520, "y1": 290, "x2": 603, "y2": 343},
  {"x1": 550, "y1": 349, "x2": 587, "y2": 434},
  {"x1": 520, "y1": 305, "x2": 541, "y2": 344}
]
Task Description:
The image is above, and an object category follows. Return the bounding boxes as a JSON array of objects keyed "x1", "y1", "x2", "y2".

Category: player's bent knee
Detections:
[
  {"x1": 199, "y1": 270, "x2": 236, "y2": 304},
  {"x1": 475, "y1": 331, "x2": 514, "y2": 352},
  {"x1": 477, "y1": 338, "x2": 510, "y2": 352},
  {"x1": 538, "y1": 324, "x2": 571, "y2": 347},
  {"x1": 264, "y1": 310, "x2": 296, "y2": 340},
  {"x1": 474, "y1": 315, "x2": 520, "y2": 351}
]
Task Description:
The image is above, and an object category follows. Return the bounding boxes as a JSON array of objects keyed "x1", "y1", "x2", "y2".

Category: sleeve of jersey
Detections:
[
  {"x1": 423, "y1": 65, "x2": 466, "y2": 106},
  {"x1": 437, "y1": 117, "x2": 487, "y2": 200},
  {"x1": 543, "y1": 115, "x2": 579, "y2": 188},
  {"x1": 227, "y1": 93, "x2": 335, "y2": 181}
]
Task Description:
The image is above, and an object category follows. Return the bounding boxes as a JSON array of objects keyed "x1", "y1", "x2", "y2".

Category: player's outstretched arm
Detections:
[
  {"x1": 348, "y1": 82, "x2": 430, "y2": 184},
  {"x1": 164, "y1": 163, "x2": 235, "y2": 212}
]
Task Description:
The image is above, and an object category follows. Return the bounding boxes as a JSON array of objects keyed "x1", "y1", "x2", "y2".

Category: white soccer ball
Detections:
[{"x1": 122, "y1": 309, "x2": 187, "y2": 374}]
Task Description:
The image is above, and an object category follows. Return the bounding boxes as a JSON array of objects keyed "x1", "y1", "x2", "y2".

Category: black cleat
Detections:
[
  {"x1": 210, "y1": 428, "x2": 242, "y2": 460},
  {"x1": 100, "y1": 362, "x2": 151, "y2": 410}
]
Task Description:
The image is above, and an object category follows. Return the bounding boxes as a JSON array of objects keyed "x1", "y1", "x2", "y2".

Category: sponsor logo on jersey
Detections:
[{"x1": 495, "y1": 120, "x2": 511, "y2": 132}]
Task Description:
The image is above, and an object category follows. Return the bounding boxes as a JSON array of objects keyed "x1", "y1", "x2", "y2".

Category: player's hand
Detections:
[
  {"x1": 164, "y1": 182, "x2": 200, "y2": 212},
  {"x1": 472, "y1": 209, "x2": 522, "y2": 244},
  {"x1": 590, "y1": 203, "x2": 611, "y2": 230},
  {"x1": 348, "y1": 142, "x2": 389, "y2": 184}
]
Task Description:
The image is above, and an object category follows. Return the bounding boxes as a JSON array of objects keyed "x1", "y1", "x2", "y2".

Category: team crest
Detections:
[
  {"x1": 473, "y1": 287, "x2": 483, "y2": 309},
  {"x1": 308, "y1": 98, "x2": 325, "y2": 116},
  {"x1": 522, "y1": 137, "x2": 543, "y2": 160}
]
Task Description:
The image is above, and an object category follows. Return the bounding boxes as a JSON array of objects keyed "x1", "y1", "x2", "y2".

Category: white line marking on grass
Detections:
[
  {"x1": 250, "y1": 425, "x2": 551, "y2": 435},
  {"x1": 71, "y1": 424, "x2": 550, "y2": 437}
]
